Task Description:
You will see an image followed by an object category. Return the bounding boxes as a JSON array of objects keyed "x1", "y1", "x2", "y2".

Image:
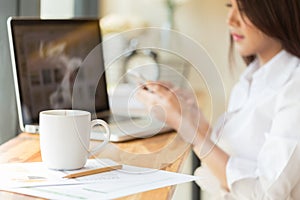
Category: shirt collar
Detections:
[{"x1": 245, "y1": 50, "x2": 299, "y2": 90}]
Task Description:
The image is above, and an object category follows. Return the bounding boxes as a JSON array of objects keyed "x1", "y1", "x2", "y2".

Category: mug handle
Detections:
[{"x1": 89, "y1": 119, "x2": 110, "y2": 155}]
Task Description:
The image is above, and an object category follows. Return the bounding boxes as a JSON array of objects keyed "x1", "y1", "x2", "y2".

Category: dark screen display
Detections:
[{"x1": 10, "y1": 19, "x2": 109, "y2": 124}]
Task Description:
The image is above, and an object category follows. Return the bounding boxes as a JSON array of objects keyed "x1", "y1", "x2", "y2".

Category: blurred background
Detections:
[{"x1": 0, "y1": 0, "x2": 246, "y2": 199}]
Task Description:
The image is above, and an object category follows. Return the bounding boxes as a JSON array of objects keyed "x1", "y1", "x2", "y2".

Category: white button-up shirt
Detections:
[{"x1": 195, "y1": 50, "x2": 300, "y2": 199}]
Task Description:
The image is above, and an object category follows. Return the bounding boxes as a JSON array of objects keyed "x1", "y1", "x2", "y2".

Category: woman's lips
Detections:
[{"x1": 231, "y1": 33, "x2": 244, "y2": 41}]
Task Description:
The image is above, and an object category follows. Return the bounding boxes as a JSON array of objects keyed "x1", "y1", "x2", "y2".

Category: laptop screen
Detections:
[{"x1": 9, "y1": 18, "x2": 109, "y2": 125}]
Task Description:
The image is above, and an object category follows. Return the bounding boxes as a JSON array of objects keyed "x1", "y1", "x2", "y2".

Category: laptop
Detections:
[{"x1": 7, "y1": 17, "x2": 172, "y2": 142}]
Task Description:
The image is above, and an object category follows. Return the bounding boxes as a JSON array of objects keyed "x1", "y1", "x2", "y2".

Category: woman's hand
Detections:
[{"x1": 136, "y1": 81, "x2": 210, "y2": 145}]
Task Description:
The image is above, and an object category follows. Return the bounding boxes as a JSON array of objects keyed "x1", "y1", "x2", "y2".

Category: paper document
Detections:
[
  {"x1": 0, "y1": 159, "x2": 199, "y2": 200},
  {"x1": 0, "y1": 159, "x2": 118, "y2": 188}
]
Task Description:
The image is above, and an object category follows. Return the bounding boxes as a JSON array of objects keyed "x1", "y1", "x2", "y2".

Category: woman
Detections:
[{"x1": 137, "y1": 0, "x2": 300, "y2": 199}]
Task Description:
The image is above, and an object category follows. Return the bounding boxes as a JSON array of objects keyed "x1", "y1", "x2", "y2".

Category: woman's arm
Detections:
[
  {"x1": 137, "y1": 82, "x2": 230, "y2": 189},
  {"x1": 192, "y1": 133, "x2": 230, "y2": 190}
]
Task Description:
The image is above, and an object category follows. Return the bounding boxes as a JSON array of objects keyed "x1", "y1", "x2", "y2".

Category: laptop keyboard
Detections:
[
  {"x1": 99, "y1": 115, "x2": 139, "y2": 123},
  {"x1": 91, "y1": 117, "x2": 171, "y2": 142}
]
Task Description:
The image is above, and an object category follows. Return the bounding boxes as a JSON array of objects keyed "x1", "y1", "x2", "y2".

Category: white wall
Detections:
[
  {"x1": 100, "y1": 0, "x2": 246, "y2": 97},
  {"x1": 101, "y1": 0, "x2": 165, "y2": 27},
  {"x1": 40, "y1": 0, "x2": 74, "y2": 18}
]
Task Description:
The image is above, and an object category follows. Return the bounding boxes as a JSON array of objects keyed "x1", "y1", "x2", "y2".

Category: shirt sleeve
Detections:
[{"x1": 225, "y1": 102, "x2": 300, "y2": 199}]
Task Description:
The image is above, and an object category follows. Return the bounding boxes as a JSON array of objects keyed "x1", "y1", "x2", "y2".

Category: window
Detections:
[{"x1": 0, "y1": 0, "x2": 40, "y2": 144}]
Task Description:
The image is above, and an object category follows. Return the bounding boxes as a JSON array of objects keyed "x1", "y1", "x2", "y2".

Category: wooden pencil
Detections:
[{"x1": 63, "y1": 164, "x2": 122, "y2": 179}]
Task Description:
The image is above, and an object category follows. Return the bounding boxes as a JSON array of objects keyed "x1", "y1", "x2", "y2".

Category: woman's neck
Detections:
[{"x1": 257, "y1": 45, "x2": 283, "y2": 66}]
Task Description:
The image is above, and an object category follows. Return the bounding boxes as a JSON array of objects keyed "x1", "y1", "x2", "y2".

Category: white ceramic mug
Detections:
[{"x1": 39, "y1": 110, "x2": 110, "y2": 170}]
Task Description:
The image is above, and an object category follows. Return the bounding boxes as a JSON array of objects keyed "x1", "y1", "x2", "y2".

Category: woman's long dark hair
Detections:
[{"x1": 230, "y1": 0, "x2": 300, "y2": 65}]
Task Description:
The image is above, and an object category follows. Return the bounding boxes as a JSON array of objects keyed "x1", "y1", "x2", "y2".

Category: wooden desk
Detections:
[
  {"x1": 0, "y1": 132, "x2": 190, "y2": 200},
  {"x1": 0, "y1": 91, "x2": 209, "y2": 199}
]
